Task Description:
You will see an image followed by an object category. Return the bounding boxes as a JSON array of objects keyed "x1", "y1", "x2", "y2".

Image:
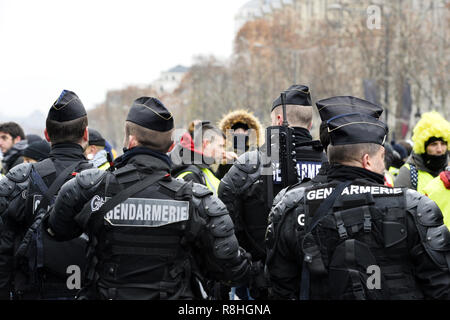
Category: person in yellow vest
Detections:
[
  {"x1": 395, "y1": 111, "x2": 450, "y2": 194},
  {"x1": 84, "y1": 128, "x2": 111, "y2": 170},
  {"x1": 423, "y1": 166, "x2": 450, "y2": 228},
  {"x1": 170, "y1": 122, "x2": 225, "y2": 195}
]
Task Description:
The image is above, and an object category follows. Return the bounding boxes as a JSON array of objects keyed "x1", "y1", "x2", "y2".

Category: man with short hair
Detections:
[
  {"x1": 84, "y1": 128, "x2": 111, "y2": 170},
  {"x1": 171, "y1": 122, "x2": 225, "y2": 195},
  {"x1": 42, "y1": 96, "x2": 256, "y2": 300},
  {"x1": 218, "y1": 84, "x2": 325, "y2": 299},
  {"x1": 0, "y1": 122, "x2": 27, "y2": 174},
  {"x1": 266, "y1": 112, "x2": 450, "y2": 300},
  {"x1": 308, "y1": 96, "x2": 384, "y2": 185},
  {"x1": 0, "y1": 90, "x2": 92, "y2": 300}
]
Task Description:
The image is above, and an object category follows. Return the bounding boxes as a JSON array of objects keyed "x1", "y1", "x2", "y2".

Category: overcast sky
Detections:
[{"x1": 0, "y1": 0, "x2": 248, "y2": 119}]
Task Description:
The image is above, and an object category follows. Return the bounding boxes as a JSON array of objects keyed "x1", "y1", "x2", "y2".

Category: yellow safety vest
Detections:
[
  {"x1": 423, "y1": 176, "x2": 450, "y2": 229},
  {"x1": 404, "y1": 163, "x2": 435, "y2": 195},
  {"x1": 177, "y1": 167, "x2": 220, "y2": 195}
]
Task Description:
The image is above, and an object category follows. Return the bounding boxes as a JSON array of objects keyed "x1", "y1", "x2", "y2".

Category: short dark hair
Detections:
[
  {"x1": 0, "y1": 122, "x2": 25, "y2": 140},
  {"x1": 193, "y1": 123, "x2": 225, "y2": 150},
  {"x1": 125, "y1": 121, "x2": 173, "y2": 153},
  {"x1": 328, "y1": 143, "x2": 381, "y2": 164},
  {"x1": 46, "y1": 116, "x2": 88, "y2": 144}
]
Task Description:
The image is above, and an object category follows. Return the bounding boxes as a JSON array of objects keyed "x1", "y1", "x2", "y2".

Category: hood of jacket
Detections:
[{"x1": 218, "y1": 109, "x2": 263, "y2": 147}]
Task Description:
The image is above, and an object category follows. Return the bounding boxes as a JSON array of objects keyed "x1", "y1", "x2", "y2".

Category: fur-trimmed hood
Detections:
[
  {"x1": 218, "y1": 109, "x2": 263, "y2": 146},
  {"x1": 412, "y1": 111, "x2": 450, "y2": 154}
]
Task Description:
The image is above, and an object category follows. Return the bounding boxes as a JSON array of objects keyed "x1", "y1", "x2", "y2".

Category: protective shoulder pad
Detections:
[
  {"x1": 76, "y1": 168, "x2": 107, "y2": 189},
  {"x1": 283, "y1": 186, "x2": 306, "y2": 209},
  {"x1": 427, "y1": 225, "x2": 450, "y2": 252},
  {"x1": 0, "y1": 176, "x2": 16, "y2": 197},
  {"x1": 5, "y1": 163, "x2": 32, "y2": 183},
  {"x1": 272, "y1": 186, "x2": 288, "y2": 207},
  {"x1": 417, "y1": 196, "x2": 444, "y2": 227},
  {"x1": 192, "y1": 182, "x2": 212, "y2": 198},
  {"x1": 407, "y1": 190, "x2": 443, "y2": 227},
  {"x1": 234, "y1": 150, "x2": 261, "y2": 174},
  {"x1": 405, "y1": 189, "x2": 421, "y2": 211},
  {"x1": 424, "y1": 224, "x2": 450, "y2": 271},
  {"x1": 202, "y1": 195, "x2": 228, "y2": 217},
  {"x1": 270, "y1": 186, "x2": 305, "y2": 224}
]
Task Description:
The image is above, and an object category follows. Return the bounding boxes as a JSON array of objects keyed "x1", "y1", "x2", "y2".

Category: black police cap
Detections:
[
  {"x1": 316, "y1": 96, "x2": 383, "y2": 122},
  {"x1": 47, "y1": 90, "x2": 87, "y2": 122},
  {"x1": 126, "y1": 97, "x2": 174, "y2": 132},
  {"x1": 23, "y1": 140, "x2": 51, "y2": 162},
  {"x1": 327, "y1": 113, "x2": 388, "y2": 146},
  {"x1": 88, "y1": 128, "x2": 106, "y2": 147},
  {"x1": 271, "y1": 84, "x2": 312, "y2": 112}
]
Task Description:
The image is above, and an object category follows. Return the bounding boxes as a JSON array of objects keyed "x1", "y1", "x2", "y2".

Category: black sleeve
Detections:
[
  {"x1": 46, "y1": 169, "x2": 106, "y2": 241},
  {"x1": 266, "y1": 208, "x2": 302, "y2": 299},
  {"x1": 190, "y1": 184, "x2": 252, "y2": 287},
  {"x1": 406, "y1": 190, "x2": 450, "y2": 299},
  {"x1": 0, "y1": 164, "x2": 33, "y2": 299}
]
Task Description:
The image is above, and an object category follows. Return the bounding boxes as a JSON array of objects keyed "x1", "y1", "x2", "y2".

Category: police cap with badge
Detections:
[
  {"x1": 268, "y1": 85, "x2": 316, "y2": 189},
  {"x1": 271, "y1": 84, "x2": 312, "y2": 111},
  {"x1": 316, "y1": 96, "x2": 384, "y2": 150},
  {"x1": 47, "y1": 90, "x2": 87, "y2": 122},
  {"x1": 316, "y1": 96, "x2": 383, "y2": 122},
  {"x1": 126, "y1": 96, "x2": 174, "y2": 132},
  {"x1": 327, "y1": 113, "x2": 388, "y2": 146}
]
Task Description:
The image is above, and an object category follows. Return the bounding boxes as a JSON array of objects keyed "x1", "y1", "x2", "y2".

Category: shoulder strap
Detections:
[
  {"x1": 34, "y1": 161, "x2": 81, "y2": 214},
  {"x1": 87, "y1": 172, "x2": 168, "y2": 232},
  {"x1": 299, "y1": 180, "x2": 352, "y2": 300},
  {"x1": 409, "y1": 164, "x2": 418, "y2": 190}
]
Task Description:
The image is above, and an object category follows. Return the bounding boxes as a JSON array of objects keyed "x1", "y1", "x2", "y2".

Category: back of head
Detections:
[
  {"x1": 271, "y1": 84, "x2": 313, "y2": 128},
  {"x1": 411, "y1": 111, "x2": 450, "y2": 155},
  {"x1": 125, "y1": 96, "x2": 174, "y2": 153},
  {"x1": 0, "y1": 122, "x2": 26, "y2": 140},
  {"x1": 316, "y1": 96, "x2": 383, "y2": 152},
  {"x1": 45, "y1": 90, "x2": 88, "y2": 145}
]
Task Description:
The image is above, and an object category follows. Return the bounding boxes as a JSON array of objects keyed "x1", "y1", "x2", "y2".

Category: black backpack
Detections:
[
  {"x1": 299, "y1": 182, "x2": 388, "y2": 300},
  {"x1": 14, "y1": 159, "x2": 89, "y2": 298}
]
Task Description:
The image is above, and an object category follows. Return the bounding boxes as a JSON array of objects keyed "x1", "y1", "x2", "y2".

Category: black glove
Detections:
[{"x1": 249, "y1": 260, "x2": 270, "y2": 299}]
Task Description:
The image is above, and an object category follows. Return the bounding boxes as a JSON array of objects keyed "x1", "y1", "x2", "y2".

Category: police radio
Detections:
[
  {"x1": 278, "y1": 91, "x2": 299, "y2": 188},
  {"x1": 263, "y1": 91, "x2": 299, "y2": 211}
]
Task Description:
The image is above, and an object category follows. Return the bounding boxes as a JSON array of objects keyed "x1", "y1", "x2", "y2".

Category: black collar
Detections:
[
  {"x1": 49, "y1": 143, "x2": 86, "y2": 161},
  {"x1": 115, "y1": 147, "x2": 171, "y2": 171},
  {"x1": 327, "y1": 163, "x2": 385, "y2": 185}
]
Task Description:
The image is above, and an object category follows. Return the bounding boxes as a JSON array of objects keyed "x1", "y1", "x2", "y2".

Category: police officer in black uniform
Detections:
[
  {"x1": 308, "y1": 96, "x2": 384, "y2": 185},
  {"x1": 266, "y1": 112, "x2": 450, "y2": 299},
  {"x1": 0, "y1": 90, "x2": 92, "y2": 299},
  {"x1": 43, "y1": 97, "x2": 254, "y2": 300},
  {"x1": 218, "y1": 85, "x2": 325, "y2": 298}
]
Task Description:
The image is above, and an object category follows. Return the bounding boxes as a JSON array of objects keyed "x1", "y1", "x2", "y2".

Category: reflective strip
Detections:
[
  {"x1": 98, "y1": 162, "x2": 110, "y2": 171},
  {"x1": 176, "y1": 171, "x2": 193, "y2": 179},
  {"x1": 201, "y1": 168, "x2": 220, "y2": 196}
]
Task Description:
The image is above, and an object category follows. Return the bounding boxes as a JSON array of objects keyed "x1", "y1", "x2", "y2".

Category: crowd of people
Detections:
[{"x1": 0, "y1": 86, "x2": 448, "y2": 300}]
